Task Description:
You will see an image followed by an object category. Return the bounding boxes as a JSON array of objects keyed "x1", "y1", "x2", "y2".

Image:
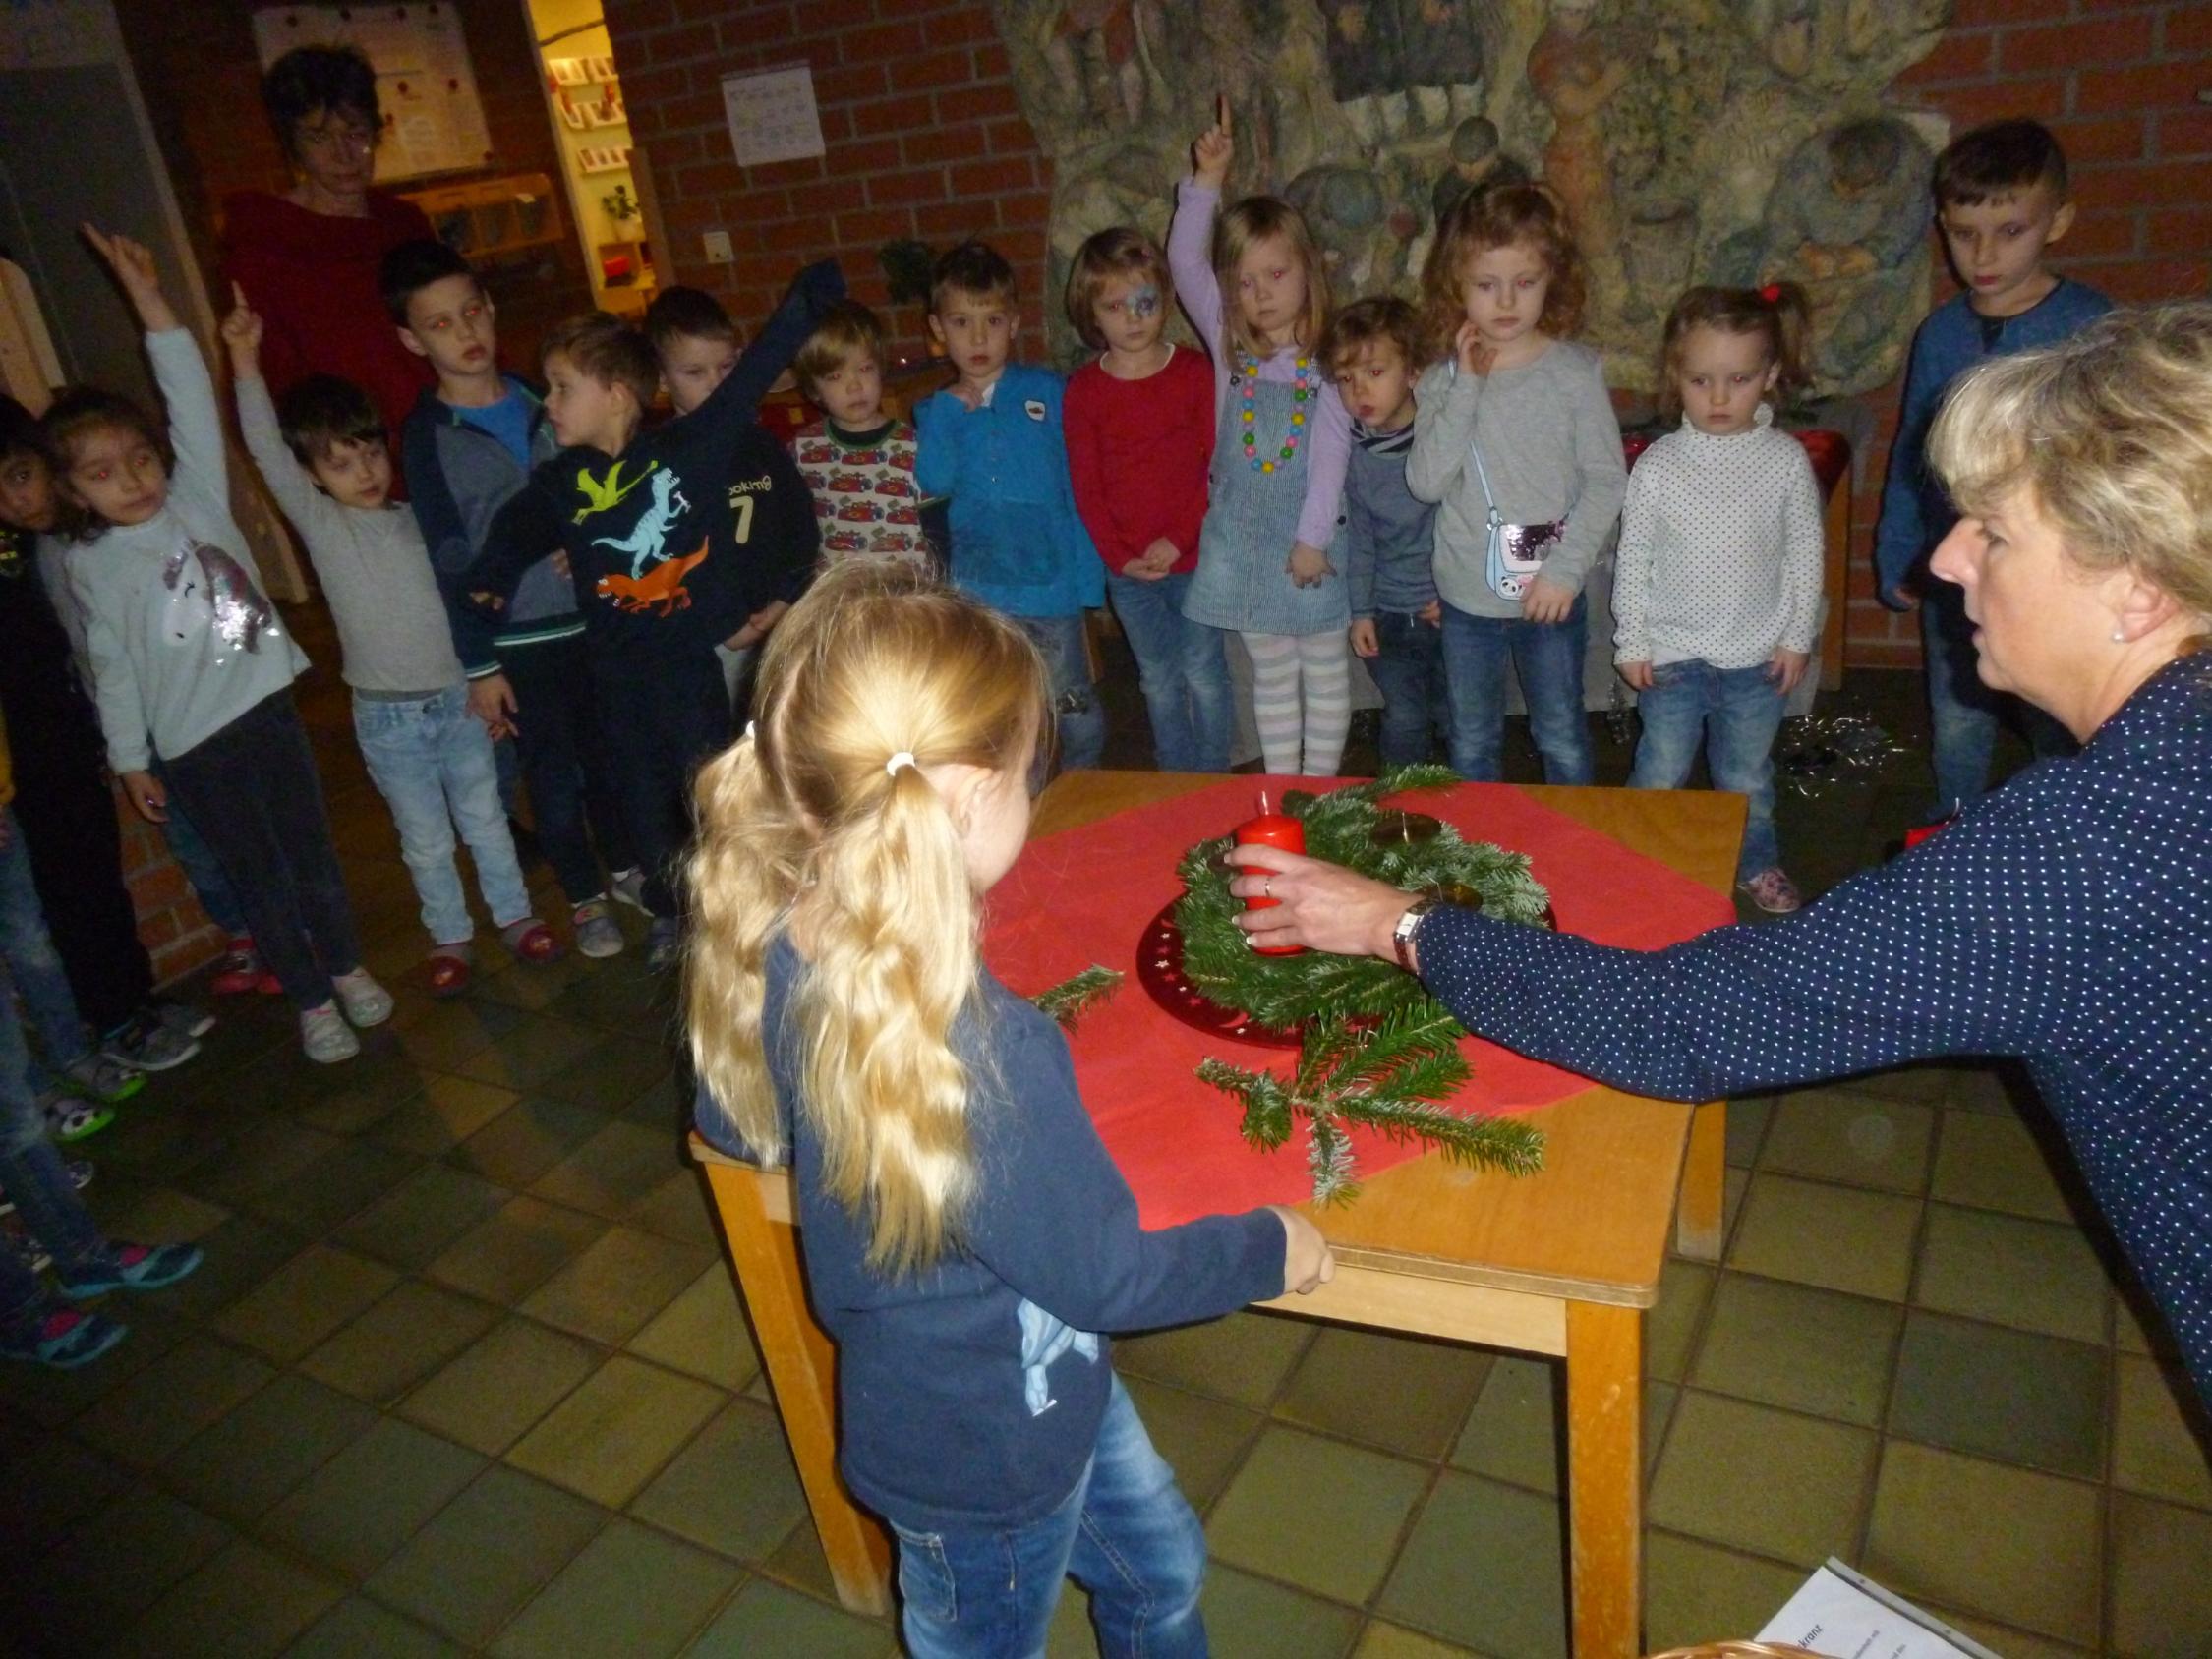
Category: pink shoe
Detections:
[
  {"x1": 1738, "y1": 867, "x2": 1803, "y2": 914},
  {"x1": 208, "y1": 938, "x2": 263, "y2": 996}
]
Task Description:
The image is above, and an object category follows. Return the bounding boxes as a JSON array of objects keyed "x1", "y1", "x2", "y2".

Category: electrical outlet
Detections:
[{"x1": 702, "y1": 230, "x2": 734, "y2": 264}]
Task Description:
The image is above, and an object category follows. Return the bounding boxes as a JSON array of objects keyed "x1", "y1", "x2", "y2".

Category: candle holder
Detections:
[{"x1": 1370, "y1": 809, "x2": 1444, "y2": 848}]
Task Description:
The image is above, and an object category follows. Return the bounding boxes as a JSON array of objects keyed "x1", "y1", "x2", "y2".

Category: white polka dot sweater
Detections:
[
  {"x1": 1613, "y1": 414, "x2": 1825, "y2": 671},
  {"x1": 1414, "y1": 655, "x2": 2212, "y2": 1405}
]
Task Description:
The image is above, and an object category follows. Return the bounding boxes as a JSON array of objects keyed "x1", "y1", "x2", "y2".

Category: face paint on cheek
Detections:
[{"x1": 1127, "y1": 287, "x2": 1160, "y2": 321}]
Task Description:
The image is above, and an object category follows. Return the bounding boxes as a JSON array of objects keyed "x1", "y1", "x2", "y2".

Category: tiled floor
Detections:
[{"x1": 3, "y1": 614, "x2": 2207, "y2": 1658}]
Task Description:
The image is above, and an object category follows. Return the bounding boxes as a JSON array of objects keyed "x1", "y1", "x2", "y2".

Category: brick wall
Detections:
[
  {"x1": 584, "y1": 4, "x2": 2212, "y2": 669},
  {"x1": 117, "y1": 813, "x2": 228, "y2": 987},
  {"x1": 115, "y1": 0, "x2": 594, "y2": 370}
]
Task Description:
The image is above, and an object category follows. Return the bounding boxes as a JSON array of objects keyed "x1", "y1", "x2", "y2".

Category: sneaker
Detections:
[
  {"x1": 61, "y1": 1053, "x2": 146, "y2": 1106},
  {"x1": 1739, "y1": 867, "x2": 1804, "y2": 915},
  {"x1": 41, "y1": 1096, "x2": 114, "y2": 1143},
  {"x1": 646, "y1": 915, "x2": 682, "y2": 972},
  {"x1": 330, "y1": 969, "x2": 394, "y2": 1028},
  {"x1": 499, "y1": 918, "x2": 564, "y2": 965},
  {"x1": 571, "y1": 899, "x2": 624, "y2": 959},
  {"x1": 6, "y1": 1229, "x2": 53, "y2": 1276},
  {"x1": 56, "y1": 1241, "x2": 204, "y2": 1297},
  {"x1": 97, "y1": 1010, "x2": 198, "y2": 1074},
  {"x1": 610, "y1": 867, "x2": 649, "y2": 914},
  {"x1": 208, "y1": 938, "x2": 263, "y2": 996},
  {"x1": 0, "y1": 1159, "x2": 94, "y2": 1218},
  {"x1": 0, "y1": 1308, "x2": 128, "y2": 1370},
  {"x1": 300, "y1": 1001, "x2": 361, "y2": 1063},
  {"x1": 151, "y1": 999, "x2": 216, "y2": 1041}
]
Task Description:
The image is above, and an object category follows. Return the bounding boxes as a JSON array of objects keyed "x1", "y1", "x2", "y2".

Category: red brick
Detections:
[
  {"x1": 660, "y1": 88, "x2": 729, "y2": 132},
  {"x1": 1952, "y1": 0, "x2": 2066, "y2": 21},
  {"x1": 679, "y1": 159, "x2": 747, "y2": 198},
  {"x1": 137, "y1": 909, "x2": 181, "y2": 949},
  {"x1": 2157, "y1": 108, "x2": 2212, "y2": 156},
  {"x1": 817, "y1": 106, "x2": 854, "y2": 143},
  {"x1": 2079, "y1": 59, "x2": 2212, "y2": 114},
  {"x1": 638, "y1": 21, "x2": 718, "y2": 66},
  {"x1": 855, "y1": 92, "x2": 937, "y2": 137},
  {"x1": 608, "y1": 0, "x2": 677, "y2": 31},
  {"x1": 788, "y1": 0, "x2": 876, "y2": 32},
  {"x1": 812, "y1": 179, "x2": 868, "y2": 213},
  {"x1": 2170, "y1": 6, "x2": 2212, "y2": 53},
  {"x1": 1914, "y1": 75, "x2": 2070, "y2": 130},
  {"x1": 902, "y1": 125, "x2": 989, "y2": 165},
  {"x1": 985, "y1": 118, "x2": 1035, "y2": 156},
  {"x1": 619, "y1": 64, "x2": 691, "y2": 108},
  {"x1": 950, "y1": 156, "x2": 1034, "y2": 196},
  {"x1": 816, "y1": 62, "x2": 890, "y2": 105},
  {"x1": 2147, "y1": 204, "x2": 2212, "y2": 253},
  {"x1": 1897, "y1": 29, "x2": 1993, "y2": 85},
  {"x1": 754, "y1": 156, "x2": 829, "y2": 189},
  {"x1": 836, "y1": 206, "x2": 917, "y2": 246},
  {"x1": 2066, "y1": 255, "x2": 2211, "y2": 300},
  {"x1": 2061, "y1": 207, "x2": 2143, "y2": 257},
  {"x1": 973, "y1": 41, "x2": 1012, "y2": 78},
  {"x1": 900, "y1": 47, "x2": 978, "y2": 89},
  {"x1": 838, "y1": 138, "x2": 903, "y2": 175},
  {"x1": 843, "y1": 18, "x2": 927, "y2": 61},
  {"x1": 2002, "y1": 14, "x2": 2155, "y2": 73},
  {"x1": 2070, "y1": 155, "x2": 2212, "y2": 206},
  {"x1": 995, "y1": 192, "x2": 1052, "y2": 230},
  {"x1": 938, "y1": 83, "x2": 1020, "y2": 123},
  {"x1": 2046, "y1": 115, "x2": 2149, "y2": 163},
  {"x1": 916, "y1": 197, "x2": 999, "y2": 239},
  {"x1": 995, "y1": 226, "x2": 1047, "y2": 264},
  {"x1": 868, "y1": 166, "x2": 950, "y2": 206}
]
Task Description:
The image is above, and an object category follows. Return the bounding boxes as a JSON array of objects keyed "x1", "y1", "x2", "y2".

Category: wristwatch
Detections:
[{"x1": 1391, "y1": 898, "x2": 1440, "y2": 974}]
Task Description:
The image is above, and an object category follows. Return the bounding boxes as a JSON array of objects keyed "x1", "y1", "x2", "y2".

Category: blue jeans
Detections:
[
  {"x1": 150, "y1": 760, "x2": 248, "y2": 938},
  {"x1": 0, "y1": 929, "x2": 107, "y2": 1338},
  {"x1": 352, "y1": 687, "x2": 535, "y2": 946},
  {"x1": 1920, "y1": 581, "x2": 2074, "y2": 817},
  {"x1": 0, "y1": 809, "x2": 91, "y2": 1071},
  {"x1": 892, "y1": 1376, "x2": 1207, "y2": 1658},
  {"x1": 1106, "y1": 570, "x2": 1232, "y2": 772},
  {"x1": 1368, "y1": 609, "x2": 1450, "y2": 768},
  {"x1": 1629, "y1": 659, "x2": 1786, "y2": 879},
  {"x1": 1439, "y1": 596, "x2": 1594, "y2": 783},
  {"x1": 1019, "y1": 614, "x2": 1106, "y2": 772}
]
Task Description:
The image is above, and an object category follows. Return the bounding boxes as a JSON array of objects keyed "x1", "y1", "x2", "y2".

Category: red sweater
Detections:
[
  {"x1": 221, "y1": 190, "x2": 437, "y2": 447},
  {"x1": 1063, "y1": 345, "x2": 1214, "y2": 576}
]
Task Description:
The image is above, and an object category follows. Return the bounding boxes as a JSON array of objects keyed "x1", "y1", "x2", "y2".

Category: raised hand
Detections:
[
  {"x1": 83, "y1": 223, "x2": 177, "y2": 333},
  {"x1": 1193, "y1": 93, "x2": 1234, "y2": 189},
  {"x1": 220, "y1": 282, "x2": 263, "y2": 374},
  {"x1": 1453, "y1": 320, "x2": 1496, "y2": 379}
]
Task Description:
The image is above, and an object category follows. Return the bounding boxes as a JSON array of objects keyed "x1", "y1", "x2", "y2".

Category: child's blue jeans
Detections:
[
  {"x1": 352, "y1": 686, "x2": 536, "y2": 947},
  {"x1": 1018, "y1": 614, "x2": 1106, "y2": 772},
  {"x1": 1368, "y1": 609, "x2": 1451, "y2": 768},
  {"x1": 1439, "y1": 595, "x2": 1594, "y2": 783},
  {"x1": 890, "y1": 1375, "x2": 1208, "y2": 1659},
  {"x1": 1919, "y1": 579, "x2": 2074, "y2": 818},
  {"x1": 0, "y1": 948, "x2": 107, "y2": 1339},
  {"x1": 1629, "y1": 658, "x2": 1786, "y2": 879},
  {"x1": 1105, "y1": 570, "x2": 1232, "y2": 772},
  {"x1": 0, "y1": 807, "x2": 92, "y2": 1072}
]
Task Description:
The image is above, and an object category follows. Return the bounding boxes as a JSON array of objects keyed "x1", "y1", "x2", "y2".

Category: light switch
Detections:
[{"x1": 702, "y1": 230, "x2": 734, "y2": 264}]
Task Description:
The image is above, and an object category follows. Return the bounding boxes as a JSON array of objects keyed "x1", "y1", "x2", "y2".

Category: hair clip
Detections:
[
  {"x1": 886, "y1": 751, "x2": 917, "y2": 777},
  {"x1": 1759, "y1": 283, "x2": 1783, "y2": 304}
]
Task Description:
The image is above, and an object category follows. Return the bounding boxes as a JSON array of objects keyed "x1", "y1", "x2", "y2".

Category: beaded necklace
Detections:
[{"x1": 1239, "y1": 353, "x2": 1312, "y2": 473}]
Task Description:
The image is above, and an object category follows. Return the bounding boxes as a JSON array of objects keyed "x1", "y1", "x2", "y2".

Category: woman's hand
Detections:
[
  {"x1": 1617, "y1": 658, "x2": 1654, "y2": 692},
  {"x1": 119, "y1": 769, "x2": 168, "y2": 824},
  {"x1": 1768, "y1": 647, "x2": 1810, "y2": 695},
  {"x1": 83, "y1": 224, "x2": 178, "y2": 334},
  {"x1": 1287, "y1": 541, "x2": 1333, "y2": 588},
  {"x1": 1227, "y1": 843, "x2": 1415, "y2": 961},
  {"x1": 1193, "y1": 94, "x2": 1234, "y2": 190},
  {"x1": 1521, "y1": 576, "x2": 1574, "y2": 624},
  {"x1": 1268, "y1": 1206, "x2": 1337, "y2": 1294},
  {"x1": 219, "y1": 282, "x2": 263, "y2": 378},
  {"x1": 1454, "y1": 321, "x2": 1497, "y2": 379}
]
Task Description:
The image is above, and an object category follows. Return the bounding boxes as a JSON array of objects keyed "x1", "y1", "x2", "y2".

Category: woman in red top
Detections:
[{"x1": 221, "y1": 45, "x2": 436, "y2": 455}]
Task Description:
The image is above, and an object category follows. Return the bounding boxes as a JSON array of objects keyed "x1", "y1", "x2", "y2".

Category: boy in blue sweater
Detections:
[
  {"x1": 914, "y1": 242, "x2": 1106, "y2": 769},
  {"x1": 1326, "y1": 297, "x2": 1446, "y2": 768},
  {"x1": 386, "y1": 239, "x2": 635, "y2": 961},
  {"x1": 1874, "y1": 119, "x2": 2110, "y2": 818}
]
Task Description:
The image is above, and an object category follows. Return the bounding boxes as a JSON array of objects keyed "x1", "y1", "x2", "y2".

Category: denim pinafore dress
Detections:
[{"x1": 1180, "y1": 362, "x2": 1349, "y2": 637}]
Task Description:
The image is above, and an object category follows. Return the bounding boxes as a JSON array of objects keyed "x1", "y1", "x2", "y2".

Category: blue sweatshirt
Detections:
[
  {"x1": 914, "y1": 364, "x2": 1104, "y2": 618},
  {"x1": 1873, "y1": 279, "x2": 2111, "y2": 605},
  {"x1": 1338, "y1": 420, "x2": 1439, "y2": 620},
  {"x1": 700, "y1": 935, "x2": 1285, "y2": 1531}
]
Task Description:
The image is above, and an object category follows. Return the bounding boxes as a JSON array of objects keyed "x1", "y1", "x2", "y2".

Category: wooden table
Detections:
[{"x1": 690, "y1": 772, "x2": 1744, "y2": 1656}]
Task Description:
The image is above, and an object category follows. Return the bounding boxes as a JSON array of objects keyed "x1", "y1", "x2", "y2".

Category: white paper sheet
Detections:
[{"x1": 1757, "y1": 1561, "x2": 2006, "y2": 1659}]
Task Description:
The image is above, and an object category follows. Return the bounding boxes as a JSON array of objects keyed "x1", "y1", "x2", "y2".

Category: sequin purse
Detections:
[{"x1": 1467, "y1": 441, "x2": 1563, "y2": 602}]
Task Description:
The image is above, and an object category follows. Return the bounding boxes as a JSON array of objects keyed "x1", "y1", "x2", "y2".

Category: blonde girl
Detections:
[
  {"x1": 1407, "y1": 184, "x2": 1626, "y2": 783},
  {"x1": 1615, "y1": 284, "x2": 1824, "y2": 913},
  {"x1": 686, "y1": 560, "x2": 1331, "y2": 1658},
  {"x1": 1169, "y1": 96, "x2": 1355, "y2": 776}
]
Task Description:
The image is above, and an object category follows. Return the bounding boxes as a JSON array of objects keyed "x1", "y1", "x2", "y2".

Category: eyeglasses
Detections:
[{"x1": 296, "y1": 119, "x2": 377, "y2": 155}]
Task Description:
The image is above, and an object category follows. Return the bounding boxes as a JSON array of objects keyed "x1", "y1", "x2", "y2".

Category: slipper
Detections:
[
  {"x1": 427, "y1": 948, "x2": 473, "y2": 998},
  {"x1": 499, "y1": 919, "x2": 563, "y2": 965}
]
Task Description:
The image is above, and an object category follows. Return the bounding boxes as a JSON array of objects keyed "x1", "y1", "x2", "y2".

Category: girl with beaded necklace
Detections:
[{"x1": 1168, "y1": 97, "x2": 1355, "y2": 776}]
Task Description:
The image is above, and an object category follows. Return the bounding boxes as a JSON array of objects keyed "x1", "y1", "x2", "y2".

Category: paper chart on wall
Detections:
[
  {"x1": 721, "y1": 63, "x2": 827, "y2": 168},
  {"x1": 250, "y1": 4, "x2": 493, "y2": 180}
]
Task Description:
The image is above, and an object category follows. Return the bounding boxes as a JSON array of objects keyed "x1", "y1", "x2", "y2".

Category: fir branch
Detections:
[
  {"x1": 1307, "y1": 1113, "x2": 1359, "y2": 1205},
  {"x1": 1196, "y1": 1058, "x2": 1297, "y2": 1150},
  {"x1": 1336, "y1": 1098, "x2": 1546, "y2": 1177},
  {"x1": 1030, "y1": 965, "x2": 1124, "y2": 1029}
]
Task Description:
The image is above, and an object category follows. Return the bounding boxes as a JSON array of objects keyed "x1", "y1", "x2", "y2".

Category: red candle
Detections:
[{"x1": 1235, "y1": 792, "x2": 1305, "y2": 956}]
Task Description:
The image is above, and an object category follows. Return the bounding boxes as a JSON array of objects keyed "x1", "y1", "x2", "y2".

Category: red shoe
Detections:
[
  {"x1": 427, "y1": 949, "x2": 473, "y2": 998},
  {"x1": 255, "y1": 972, "x2": 285, "y2": 997},
  {"x1": 208, "y1": 939, "x2": 263, "y2": 996},
  {"x1": 500, "y1": 919, "x2": 563, "y2": 965}
]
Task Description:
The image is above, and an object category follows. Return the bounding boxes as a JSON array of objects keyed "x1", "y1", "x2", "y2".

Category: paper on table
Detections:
[{"x1": 1755, "y1": 1560, "x2": 2003, "y2": 1659}]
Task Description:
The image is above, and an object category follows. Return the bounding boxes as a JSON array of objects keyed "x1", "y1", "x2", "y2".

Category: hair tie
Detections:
[
  {"x1": 1759, "y1": 283, "x2": 1783, "y2": 304},
  {"x1": 886, "y1": 751, "x2": 917, "y2": 778},
  {"x1": 742, "y1": 721, "x2": 756, "y2": 741}
]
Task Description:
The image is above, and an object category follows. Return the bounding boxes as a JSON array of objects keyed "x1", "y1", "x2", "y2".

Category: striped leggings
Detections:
[{"x1": 1241, "y1": 630, "x2": 1351, "y2": 777}]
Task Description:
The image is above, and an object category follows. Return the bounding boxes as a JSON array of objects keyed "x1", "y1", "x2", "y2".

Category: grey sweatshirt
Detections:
[
  {"x1": 236, "y1": 375, "x2": 461, "y2": 695},
  {"x1": 70, "y1": 329, "x2": 307, "y2": 774},
  {"x1": 1337, "y1": 421, "x2": 1438, "y2": 619},
  {"x1": 1406, "y1": 340, "x2": 1626, "y2": 619}
]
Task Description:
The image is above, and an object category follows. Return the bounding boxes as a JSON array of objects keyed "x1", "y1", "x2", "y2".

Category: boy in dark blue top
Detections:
[
  {"x1": 1874, "y1": 120, "x2": 2111, "y2": 818},
  {"x1": 914, "y1": 242, "x2": 1106, "y2": 769}
]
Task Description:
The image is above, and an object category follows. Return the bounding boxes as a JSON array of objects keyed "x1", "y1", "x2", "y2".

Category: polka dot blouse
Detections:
[{"x1": 1417, "y1": 655, "x2": 2212, "y2": 1404}]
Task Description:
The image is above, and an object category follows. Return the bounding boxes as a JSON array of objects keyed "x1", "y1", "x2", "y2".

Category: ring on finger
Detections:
[{"x1": 1262, "y1": 877, "x2": 1274, "y2": 899}]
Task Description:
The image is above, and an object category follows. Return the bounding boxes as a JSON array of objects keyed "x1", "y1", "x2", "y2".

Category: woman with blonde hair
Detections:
[
  {"x1": 686, "y1": 559, "x2": 1333, "y2": 1657},
  {"x1": 1226, "y1": 303, "x2": 2212, "y2": 1407}
]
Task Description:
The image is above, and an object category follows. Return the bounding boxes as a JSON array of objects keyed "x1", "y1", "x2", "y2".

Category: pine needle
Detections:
[{"x1": 1030, "y1": 965, "x2": 1124, "y2": 1029}]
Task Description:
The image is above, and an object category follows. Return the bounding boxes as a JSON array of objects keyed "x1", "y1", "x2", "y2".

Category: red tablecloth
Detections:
[{"x1": 983, "y1": 778, "x2": 1738, "y2": 1227}]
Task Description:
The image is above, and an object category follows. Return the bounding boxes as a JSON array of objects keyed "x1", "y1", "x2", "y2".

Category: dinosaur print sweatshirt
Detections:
[{"x1": 456, "y1": 261, "x2": 840, "y2": 670}]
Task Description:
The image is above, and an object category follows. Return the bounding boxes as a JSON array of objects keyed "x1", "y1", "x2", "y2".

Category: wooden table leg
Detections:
[
  {"x1": 698, "y1": 1161, "x2": 894, "y2": 1616},
  {"x1": 1675, "y1": 1100, "x2": 1726, "y2": 1263},
  {"x1": 1564, "y1": 1299, "x2": 1643, "y2": 1659}
]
